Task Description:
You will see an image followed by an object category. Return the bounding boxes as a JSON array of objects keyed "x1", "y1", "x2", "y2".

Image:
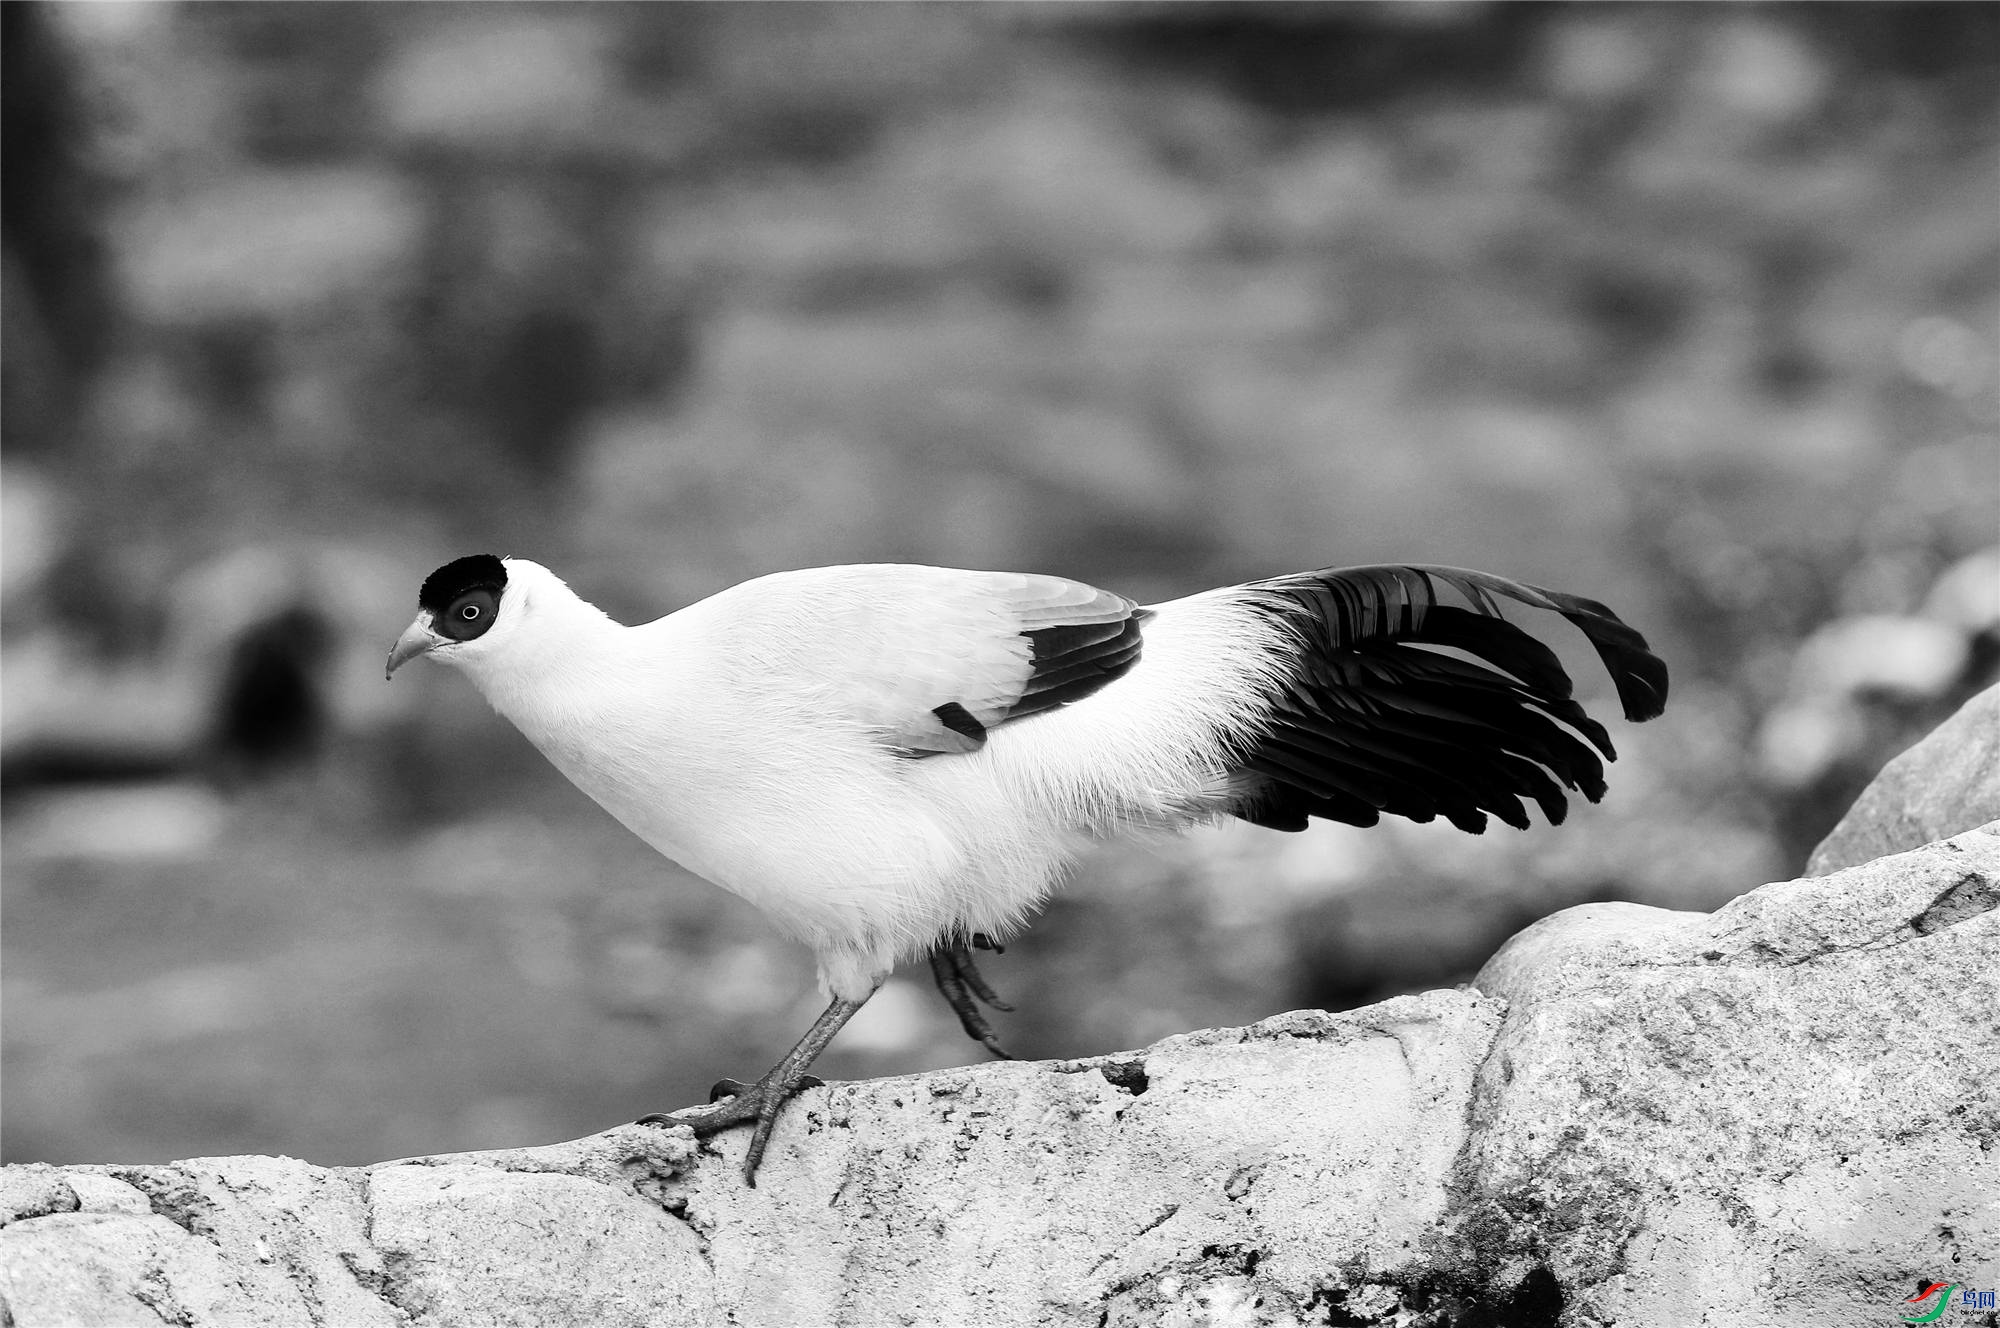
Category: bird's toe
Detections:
[
  {"x1": 707, "y1": 1077, "x2": 755, "y2": 1103},
  {"x1": 930, "y1": 945, "x2": 1018, "y2": 1055},
  {"x1": 634, "y1": 1072, "x2": 830, "y2": 1148}
]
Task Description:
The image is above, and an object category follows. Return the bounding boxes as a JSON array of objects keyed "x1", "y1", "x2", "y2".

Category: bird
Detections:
[{"x1": 387, "y1": 554, "x2": 1668, "y2": 1181}]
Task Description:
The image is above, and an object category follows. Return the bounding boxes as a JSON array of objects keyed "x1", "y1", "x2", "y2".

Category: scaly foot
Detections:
[
  {"x1": 638, "y1": 1067, "x2": 826, "y2": 1182},
  {"x1": 930, "y1": 944, "x2": 1015, "y2": 1059},
  {"x1": 637, "y1": 994, "x2": 867, "y2": 1184}
]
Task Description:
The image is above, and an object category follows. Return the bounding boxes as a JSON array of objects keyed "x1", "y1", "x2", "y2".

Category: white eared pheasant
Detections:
[{"x1": 387, "y1": 555, "x2": 1668, "y2": 1181}]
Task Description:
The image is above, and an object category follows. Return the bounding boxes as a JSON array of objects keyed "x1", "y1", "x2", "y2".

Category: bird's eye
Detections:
[{"x1": 437, "y1": 588, "x2": 499, "y2": 642}]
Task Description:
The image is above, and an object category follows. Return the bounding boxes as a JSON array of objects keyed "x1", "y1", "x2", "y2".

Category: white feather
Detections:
[{"x1": 432, "y1": 560, "x2": 1293, "y2": 1001}]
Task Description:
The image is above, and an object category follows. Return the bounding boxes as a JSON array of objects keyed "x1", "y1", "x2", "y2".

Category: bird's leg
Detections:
[
  {"x1": 638, "y1": 994, "x2": 866, "y2": 1185},
  {"x1": 929, "y1": 943, "x2": 1015, "y2": 1060}
]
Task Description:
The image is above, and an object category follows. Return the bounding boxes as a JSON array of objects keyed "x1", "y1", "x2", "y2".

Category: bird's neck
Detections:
[{"x1": 467, "y1": 590, "x2": 630, "y2": 722}]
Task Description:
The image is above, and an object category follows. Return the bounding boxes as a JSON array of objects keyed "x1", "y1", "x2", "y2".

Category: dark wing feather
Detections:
[
  {"x1": 1229, "y1": 564, "x2": 1667, "y2": 834},
  {"x1": 740, "y1": 565, "x2": 1148, "y2": 757},
  {"x1": 1014, "y1": 613, "x2": 1150, "y2": 716},
  {"x1": 884, "y1": 574, "x2": 1150, "y2": 756}
]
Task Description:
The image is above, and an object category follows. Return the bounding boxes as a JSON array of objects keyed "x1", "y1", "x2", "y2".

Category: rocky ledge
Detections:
[{"x1": 5, "y1": 690, "x2": 1997, "y2": 1328}]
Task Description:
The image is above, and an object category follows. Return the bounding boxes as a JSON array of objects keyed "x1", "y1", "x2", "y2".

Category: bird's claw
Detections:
[
  {"x1": 637, "y1": 1069, "x2": 829, "y2": 1183},
  {"x1": 706, "y1": 1077, "x2": 753, "y2": 1102},
  {"x1": 929, "y1": 944, "x2": 1015, "y2": 1059},
  {"x1": 704, "y1": 1074, "x2": 822, "y2": 1103}
]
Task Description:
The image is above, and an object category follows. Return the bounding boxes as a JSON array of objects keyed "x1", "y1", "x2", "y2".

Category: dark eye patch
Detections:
[
  {"x1": 437, "y1": 588, "x2": 499, "y2": 642},
  {"x1": 419, "y1": 554, "x2": 507, "y2": 616}
]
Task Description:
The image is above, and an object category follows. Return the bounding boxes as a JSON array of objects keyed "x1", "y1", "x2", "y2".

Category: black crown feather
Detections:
[{"x1": 419, "y1": 554, "x2": 507, "y2": 615}]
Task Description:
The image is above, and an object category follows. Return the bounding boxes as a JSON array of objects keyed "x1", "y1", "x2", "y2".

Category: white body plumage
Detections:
[{"x1": 439, "y1": 559, "x2": 1290, "y2": 1001}]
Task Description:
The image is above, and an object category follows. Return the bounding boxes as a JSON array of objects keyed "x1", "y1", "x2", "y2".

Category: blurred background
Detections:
[{"x1": 3, "y1": 1, "x2": 1995, "y2": 1168}]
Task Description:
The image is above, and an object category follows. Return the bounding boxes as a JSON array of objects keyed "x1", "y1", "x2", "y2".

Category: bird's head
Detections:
[{"x1": 385, "y1": 553, "x2": 517, "y2": 680}]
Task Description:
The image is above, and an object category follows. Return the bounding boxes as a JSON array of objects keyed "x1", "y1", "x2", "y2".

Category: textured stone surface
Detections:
[
  {"x1": 0, "y1": 1131, "x2": 706, "y2": 1328},
  {"x1": 366, "y1": 1162, "x2": 711, "y2": 1327},
  {"x1": 1467, "y1": 822, "x2": 2000, "y2": 1328},
  {"x1": 5, "y1": 826, "x2": 1995, "y2": 1327},
  {"x1": 1808, "y1": 682, "x2": 2000, "y2": 876},
  {"x1": 673, "y1": 996, "x2": 1504, "y2": 1327}
]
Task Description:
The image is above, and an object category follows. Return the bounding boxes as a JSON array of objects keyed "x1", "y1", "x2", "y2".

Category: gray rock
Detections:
[
  {"x1": 1466, "y1": 821, "x2": 1999, "y2": 1327},
  {"x1": 1808, "y1": 682, "x2": 2000, "y2": 876},
  {"x1": 5, "y1": 826, "x2": 1995, "y2": 1327},
  {"x1": 673, "y1": 998, "x2": 1505, "y2": 1326}
]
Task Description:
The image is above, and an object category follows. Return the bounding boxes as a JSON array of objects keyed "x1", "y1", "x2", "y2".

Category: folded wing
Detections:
[{"x1": 717, "y1": 565, "x2": 1147, "y2": 756}]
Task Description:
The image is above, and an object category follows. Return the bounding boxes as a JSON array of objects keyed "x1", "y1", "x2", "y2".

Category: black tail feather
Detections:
[
  {"x1": 1228, "y1": 564, "x2": 1666, "y2": 834},
  {"x1": 1422, "y1": 569, "x2": 1669, "y2": 723}
]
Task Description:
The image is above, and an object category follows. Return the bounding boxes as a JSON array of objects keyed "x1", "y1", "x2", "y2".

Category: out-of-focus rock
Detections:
[
  {"x1": 374, "y1": 16, "x2": 613, "y2": 149},
  {"x1": 1757, "y1": 548, "x2": 1998, "y2": 798},
  {"x1": 1785, "y1": 614, "x2": 1970, "y2": 703},
  {"x1": 5, "y1": 822, "x2": 1995, "y2": 1326},
  {"x1": 1806, "y1": 682, "x2": 2000, "y2": 876},
  {"x1": 122, "y1": 169, "x2": 421, "y2": 324},
  {"x1": 1757, "y1": 615, "x2": 1973, "y2": 789},
  {"x1": 0, "y1": 464, "x2": 63, "y2": 607},
  {"x1": 1923, "y1": 546, "x2": 2000, "y2": 637}
]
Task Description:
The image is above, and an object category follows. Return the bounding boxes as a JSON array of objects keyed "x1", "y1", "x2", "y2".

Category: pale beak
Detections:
[{"x1": 386, "y1": 614, "x2": 445, "y2": 680}]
